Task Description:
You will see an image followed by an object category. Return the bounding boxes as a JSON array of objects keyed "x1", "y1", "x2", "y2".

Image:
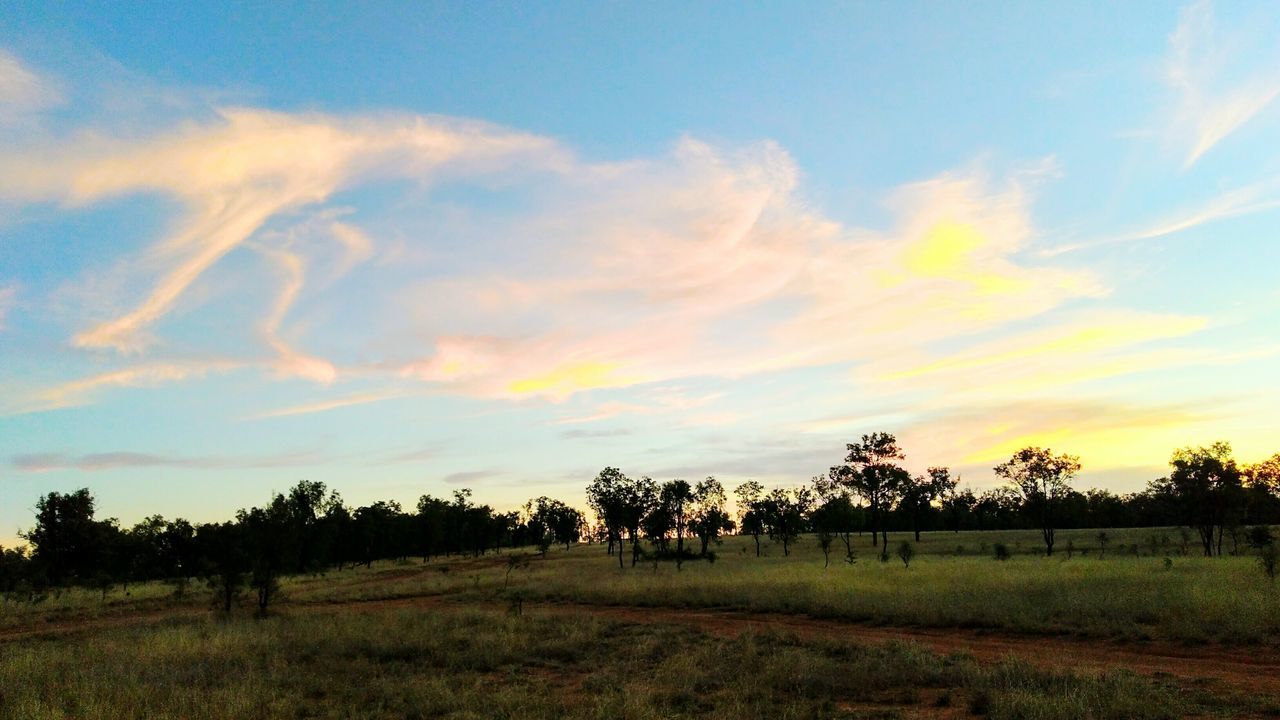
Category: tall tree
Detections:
[
  {"x1": 1150, "y1": 442, "x2": 1244, "y2": 556},
  {"x1": 527, "y1": 496, "x2": 585, "y2": 551},
  {"x1": 898, "y1": 466, "x2": 955, "y2": 542},
  {"x1": 659, "y1": 479, "x2": 694, "y2": 556},
  {"x1": 994, "y1": 447, "x2": 1081, "y2": 556},
  {"x1": 23, "y1": 488, "x2": 101, "y2": 586},
  {"x1": 831, "y1": 432, "x2": 908, "y2": 560},
  {"x1": 689, "y1": 477, "x2": 734, "y2": 556},
  {"x1": 759, "y1": 487, "x2": 812, "y2": 557},
  {"x1": 586, "y1": 467, "x2": 630, "y2": 568},
  {"x1": 734, "y1": 480, "x2": 766, "y2": 557},
  {"x1": 811, "y1": 473, "x2": 861, "y2": 563},
  {"x1": 624, "y1": 476, "x2": 659, "y2": 567}
]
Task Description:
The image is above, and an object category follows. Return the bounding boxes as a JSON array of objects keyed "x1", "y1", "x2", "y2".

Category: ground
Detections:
[{"x1": 3, "y1": 528, "x2": 1279, "y2": 719}]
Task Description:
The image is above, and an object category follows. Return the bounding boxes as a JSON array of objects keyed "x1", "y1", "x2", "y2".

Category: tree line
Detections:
[
  {"x1": 584, "y1": 434, "x2": 1280, "y2": 565},
  {"x1": 1, "y1": 483, "x2": 584, "y2": 613},
  {"x1": 2, "y1": 434, "x2": 1277, "y2": 609}
]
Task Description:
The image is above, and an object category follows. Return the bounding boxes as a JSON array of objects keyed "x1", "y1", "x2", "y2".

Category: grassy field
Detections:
[
  {"x1": 7, "y1": 527, "x2": 1276, "y2": 643},
  {"x1": 0, "y1": 606, "x2": 1254, "y2": 720},
  {"x1": 3, "y1": 527, "x2": 1278, "y2": 719},
  {"x1": 277, "y1": 528, "x2": 1280, "y2": 644}
]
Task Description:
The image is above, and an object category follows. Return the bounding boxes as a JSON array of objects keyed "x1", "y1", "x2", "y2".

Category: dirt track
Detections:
[{"x1": 5, "y1": 590, "x2": 1279, "y2": 699}]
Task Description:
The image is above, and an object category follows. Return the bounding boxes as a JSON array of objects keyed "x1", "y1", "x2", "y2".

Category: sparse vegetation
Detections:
[{"x1": 4, "y1": 435, "x2": 1280, "y2": 717}]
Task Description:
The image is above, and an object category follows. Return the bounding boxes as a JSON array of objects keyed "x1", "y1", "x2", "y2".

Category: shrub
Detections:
[
  {"x1": 1260, "y1": 544, "x2": 1279, "y2": 582},
  {"x1": 1247, "y1": 526, "x2": 1274, "y2": 550},
  {"x1": 896, "y1": 541, "x2": 915, "y2": 568}
]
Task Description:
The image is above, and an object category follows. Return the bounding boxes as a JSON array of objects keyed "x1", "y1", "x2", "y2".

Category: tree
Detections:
[
  {"x1": 526, "y1": 497, "x2": 585, "y2": 553},
  {"x1": 416, "y1": 494, "x2": 449, "y2": 562},
  {"x1": 237, "y1": 493, "x2": 298, "y2": 616},
  {"x1": 1246, "y1": 453, "x2": 1280, "y2": 494},
  {"x1": 811, "y1": 474, "x2": 862, "y2": 564},
  {"x1": 641, "y1": 499, "x2": 673, "y2": 557},
  {"x1": 623, "y1": 477, "x2": 658, "y2": 567},
  {"x1": 759, "y1": 487, "x2": 812, "y2": 557},
  {"x1": 831, "y1": 432, "x2": 908, "y2": 560},
  {"x1": 994, "y1": 447, "x2": 1081, "y2": 557},
  {"x1": 689, "y1": 477, "x2": 734, "y2": 557},
  {"x1": 734, "y1": 481, "x2": 766, "y2": 557},
  {"x1": 659, "y1": 480, "x2": 695, "y2": 557},
  {"x1": 196, "y1": 521, "x2": 247, "y2": 612},
  {"x1": 941, "y1": 486, "x2": 975, "y2": 533},
  {"x1": 1149, "y1": 442, "x2": 1244, "y2": 556},
  {"x1": 23, "y1": 488, "x2": 102, "y2": 586},
  {"x1": 586, "y1": 467, "x2": 631, "y2": 569},
  {"x1": 899, "y1": 467, "x2": 952, "y2": 542},
  {"x1": 285, "y1": 480, "x2": 340, "y2": 573}
]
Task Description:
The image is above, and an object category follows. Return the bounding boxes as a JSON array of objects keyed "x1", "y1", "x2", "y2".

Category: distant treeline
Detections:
[
  {"x1": 2, "y1": 434, "x2": 1277, "y2": 609},
  {"x1": 0, "y1": 485, "x2": 583, "y2": 613}
]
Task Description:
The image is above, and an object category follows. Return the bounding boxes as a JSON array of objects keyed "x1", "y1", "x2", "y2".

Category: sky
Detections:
[{"x1": 2, "y1": 1, "x2": 1279, "y2": 539}]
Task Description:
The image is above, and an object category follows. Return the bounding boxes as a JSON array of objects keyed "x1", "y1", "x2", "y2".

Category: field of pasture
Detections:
[{"x1": 3, "y1": 527, "x2": 1279, "y2": 719}]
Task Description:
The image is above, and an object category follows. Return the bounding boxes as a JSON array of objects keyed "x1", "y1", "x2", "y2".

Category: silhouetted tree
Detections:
[
  {"x1": 196, "y1": 521, "x2": 247, "y2": 612},
  {"x1": 734, "y1": 480, "x2": 766, "y2": 557},
  {"x1": 811, "y1": 474, "x2": 862, "y2": 563},
  {"x1": 899, "y1": 467, "x2": 952, "y2": 542},
  {"x1": 941, "y1": 485, "x2": 975, "y2": 532},
  {"x1": 527, "y1": 496, "x2": 584, "y2": 552},
  {"x1": 689, "y1": 477, "x2": 734, "y2": 557},
  {"x1": 831, "y1": 432, "x2": 908, "y2": 560},
  {"x1": 660, "y1": 480, "x2": 694, "y2": 557},
  {"x1": 995, "y1": 447, "x2": 1081, "y2": 556},
  {"x1": 23, "y1": 489, "x2": 101, "y2": 586},
  {"x1": 1149, "y1": 442, "x2": 1243, "y2": 556},
  {"x1": 586, "y1": 467, "x2": 631, "y2": 568},
  {"x1": 760, "y1": 487, "x2": 812, "y2": 557}
]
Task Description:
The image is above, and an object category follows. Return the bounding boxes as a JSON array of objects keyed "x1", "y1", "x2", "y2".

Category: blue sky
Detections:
[{"x1": 2, "y1": 1, "x2": 1279, "y2": 539}]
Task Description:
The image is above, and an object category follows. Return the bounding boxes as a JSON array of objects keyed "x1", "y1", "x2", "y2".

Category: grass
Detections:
[
  {"x1": 3, "y1": 527, "x2": 1277, "y2": 718},
  {"x1": 6, "y1": 528, "x2": 1277, "y2": 644},
  {"x1": 0, "y1": 606, "x2": 1240, "y2": 720},
  {"x1": 503, "y1": 550, "x2": 1280, "y2": 643},
  {"x1": 267, "y1": 529, "x2": 1280, "y2": 644}
]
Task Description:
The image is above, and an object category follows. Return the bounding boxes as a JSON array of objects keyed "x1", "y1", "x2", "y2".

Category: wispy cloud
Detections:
[
  {"x1": 11, "y1": 448, "x2": 324, "y2": 472},
  {"x1": 442, "y1": 469, "x2": 499, "y2": 485},
  {"x1": 0, "y1": 109, "x2": 563, "y2": 355},
  {"x1": 561, "y1": 427, "x2": 633, "y2": 440},
  {"x1": 0, "y1": 285, "x2": 15, "y2": 330},
  {"x1": 0, "y1": 50, "x2": 62, "y2": 123},
  {"x1": 1044, "y1": 182, "x2": 1280, "y2": 255},
  {"x1": 0, "y1": 85, "x2": 1211, "y2": 425},
  {"x1": 2, "y1": 360, "x2": 241, "y2": 415},
  {"x1": 1164, "y1": 1, "x2": 1280, "y2": 167},
  {"x1": 251, "y1": 390, "x2": 406, "y2": 419}
]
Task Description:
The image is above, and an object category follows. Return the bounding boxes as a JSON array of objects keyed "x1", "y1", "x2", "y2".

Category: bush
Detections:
[
  {"x1": 896, "y1": 541, "x2": 915, "y2": 568},
  {"x1": 1260, "y1": 544, "x2": 1279, "y2": 582},
  {"x1": 1247, "y1": 526, "x2": 1274, "y2": 550}
]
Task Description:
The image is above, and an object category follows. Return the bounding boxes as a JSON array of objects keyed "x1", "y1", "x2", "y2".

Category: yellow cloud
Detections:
[
  {"x1": 965, "y1": 424, "x2": 1201, "y2": 469},
  {"x1": 507, "y1": 361, "x2": 632, "y2": 397},
  {"x1": 886, "y1": 314, "x2": 1207, "y2": 382},
  {"x1": 901, "y1": 222, "x2": 1028, "y2": 295}
]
